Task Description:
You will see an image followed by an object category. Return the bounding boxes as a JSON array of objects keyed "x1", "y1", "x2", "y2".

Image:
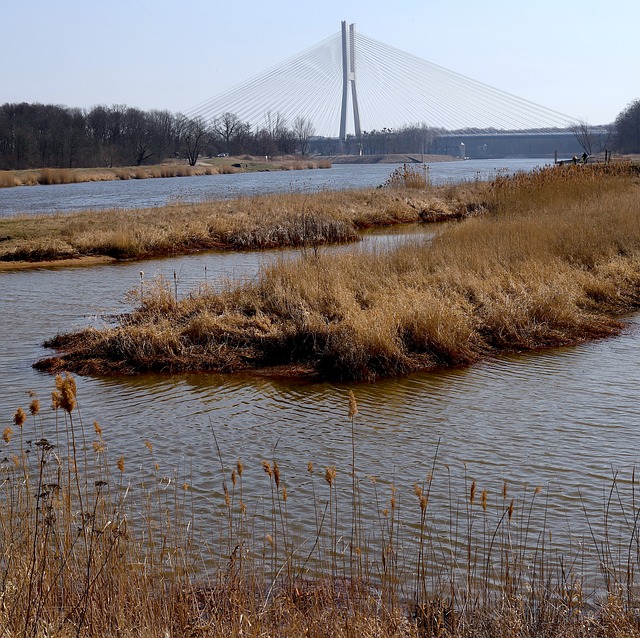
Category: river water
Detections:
[
  {"x1": 1, "y1": 159, "x2": 638, "y2": 583},
  {"x1": 1, "y1": 157, "x2": 545, "y2": 216}
]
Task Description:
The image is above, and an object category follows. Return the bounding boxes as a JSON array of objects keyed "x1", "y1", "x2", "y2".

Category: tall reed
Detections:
[
  {"x1": 3, "y1": 378, "x2": 640, "y2": 636},
  {"x1": 0, "y1": 375, "x2": 640, "y2": 637}
]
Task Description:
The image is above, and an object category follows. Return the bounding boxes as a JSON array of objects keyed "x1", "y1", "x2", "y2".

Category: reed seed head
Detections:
[
  {"x1": 502, "y1": 479, "x2": 508, "y2": 500},
  {"x1": 231, "y1": 469, "x2": 237, "y2": 487},
  {"x1": 420, "y1": 495, "x2": 428, "y2": 512},
  {"x1": 93, "y1": 420, "x2": 102, "y2": 436},
  {"x1": 481, "y1": 489, "x2": 488, "y2": 511},
  {"x1": 29, "y1": 399, "x2": 40, "y2": 416},
  {"x1": 93, "y1": 441, "x2": 105, "y2": 454},
  {"x1": 508, "y1": 498, "x2": 514, "y2": 522},
  {"x1": 117, "y1": 456, "x2": 125, "y2": 472},
  {"x1": 145, "y1": 440, "x2": 153, "y2": 453},
  {"x1": 282, "y1": 485, "x2": 288, "y2": 502},
  {"x1": 54, "y1": 373, "x2": 77, "y2": 413},
  {"x1": 236, "y1": 459, "x2": 243, "y2": 477},
  {"x1": 470, "y1": 480, "x2": 477, "y2": 505},
  {"x1": 307, "y1": 461, "x2": 314, "y2": 475},
  {"x1": 273, "y1": 461, "x2": 281, "y2": 488},
  {"x1": 3, "y1": 427, "x2": 13, "y2": 444},
  {"x1": 324, "y1": 466, "x2": 336, "y2": 486},
  {"x1": 261, "y1": 460, "x2": 273, "y2": 478},
  {"x1": 348, "y1": 390, "x2": 358, "y2": 419},
  {"x1": 13, "y1": 408, "x2": 26, "y2": 428}
]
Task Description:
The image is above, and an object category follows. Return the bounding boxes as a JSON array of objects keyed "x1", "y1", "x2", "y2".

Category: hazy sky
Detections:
[{"x1": 3, "y1": 0, "x2": 638, "y2": 126}]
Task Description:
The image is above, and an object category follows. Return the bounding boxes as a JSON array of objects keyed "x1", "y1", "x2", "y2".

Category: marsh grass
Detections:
[
  {"x1": 0, "y1": 158, "x2": 331, "y2": 190},
  {"x1": 1, "y1": 186, "x2": 473, "y2": 264},
  {"x1": 39, "y1": 163, "x2": 640, "y2": 380},
  {"x1": 0, "y1": 164, "x2": 224, "y2": 189},
  {"x1": 385, "y1": 164, "x2": 431, "y2": 189},
  {"x1": 4, "y1": 379, "x2": 640, "y2": 637}
]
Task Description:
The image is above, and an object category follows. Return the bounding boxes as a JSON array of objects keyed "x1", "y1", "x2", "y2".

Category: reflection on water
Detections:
[{"x1": 1, "y1": 171, "x2": 639, "y2": 574}]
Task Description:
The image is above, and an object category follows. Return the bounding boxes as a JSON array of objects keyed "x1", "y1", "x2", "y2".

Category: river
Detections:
[
  {"x1": 1, "y1": 159, "x2": 638, "y2": 584},
  {"x1": 1, "y1": 157, "x2": 545, "y2": 216}
]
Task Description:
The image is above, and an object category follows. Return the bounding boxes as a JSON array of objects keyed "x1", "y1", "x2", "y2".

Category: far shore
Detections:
[
  {"x1": 0, "y1": 156, "x2": 332, "y2": 189},
  {"x1": 325, "y1": 152, "x2": 458, "y2": 164}
]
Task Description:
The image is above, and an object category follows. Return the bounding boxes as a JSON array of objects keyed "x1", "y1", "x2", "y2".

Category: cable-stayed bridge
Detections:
[{"x1": 187, "y1": 22, "x2": 576, "y2": 140}]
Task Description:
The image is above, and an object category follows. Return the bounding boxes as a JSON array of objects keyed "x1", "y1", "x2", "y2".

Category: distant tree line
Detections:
[
  {"x1": 615, "y1": 99, "x2": 640, "y2": 154},
  {"x1": 0, "y1": 103, "x2": 320, "y2": 170}
]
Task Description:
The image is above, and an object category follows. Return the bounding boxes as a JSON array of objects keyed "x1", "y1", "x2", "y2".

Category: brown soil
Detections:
[{"x1": 0, "y1": 255, "x2": 116, "y2": 271}]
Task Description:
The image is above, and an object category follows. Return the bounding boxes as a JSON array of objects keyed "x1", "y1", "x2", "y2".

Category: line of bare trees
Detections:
[{"x1": 0, "y1": 103, "x2": 319, "y2": 170}]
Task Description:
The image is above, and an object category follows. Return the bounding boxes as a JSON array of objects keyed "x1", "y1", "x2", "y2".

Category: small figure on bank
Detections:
[
  {"x1": 581, "y1": 152, "x2": 588, "y2": 164},
  {"x1": 572, "y1": 155, "x2": 578, "y2": 164}
]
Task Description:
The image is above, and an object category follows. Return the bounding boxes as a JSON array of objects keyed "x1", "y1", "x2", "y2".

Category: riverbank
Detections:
[
  {"x1": 36, "y1": 163, "x2": 640, "y2": 381},
  {"x1": 0, "y1": 156, "x2": 331, "y2": 189},
  {"x1": 0, "y1": 178, "x2": 482, "y2": 267},
  {"x1": 325, "y1": 153, "x2": 456, "y2": 164}
]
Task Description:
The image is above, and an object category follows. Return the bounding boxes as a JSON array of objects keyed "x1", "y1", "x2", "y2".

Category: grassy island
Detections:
[
  {"x1": 0, "y1": 171, "x2": 475, "y2": 267},
  {"x1": 36, "y1": 163, "x2": 640, "y2": 381}
]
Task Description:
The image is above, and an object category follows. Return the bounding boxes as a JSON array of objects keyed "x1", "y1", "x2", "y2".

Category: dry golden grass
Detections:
[
  {"x1": 0, "y1": 164, "x2": 219, "y2": 188},
  {"x1": 0, "y1": 158, "x2": 331, "y2": 190},
  {"x1": 4, "y1": 377, "x2": 640, "y2": 637},
  {"x1": 1, "y1": 185, "x2": 475, "y2": 263},
  {"x1": 38, "y1": 163, "x2": 640, "y2": 380}
]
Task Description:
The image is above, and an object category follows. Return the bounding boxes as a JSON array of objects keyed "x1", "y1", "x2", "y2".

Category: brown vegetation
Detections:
[
  {"x1": 0, "y1": 163, "x2": 215, "y2": 188},
  {"x1": 37, "y1": 163, "x2": 640, "y2": 381},
  {"x1": 0, "y1": 181, "x2": 476, "y2": 264},
  {"x1": 4, "y1": 378, "x2": 640, "y2": 636},
  {"x1": 0, "y1": 157, "x2": 332, "y2": 190}
]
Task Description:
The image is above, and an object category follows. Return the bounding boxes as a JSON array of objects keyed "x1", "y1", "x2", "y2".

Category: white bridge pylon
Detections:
[{"x1": 186, "y1": 22, "x2": 576, "y2": 138}]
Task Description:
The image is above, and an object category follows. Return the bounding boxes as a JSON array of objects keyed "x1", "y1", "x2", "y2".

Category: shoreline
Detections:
[
  {"x1": 0, "y1": 254, "x2": 116, "y2": 271},
  {"x1": 0, "y1": 156, "x2": 332, "y2": 189}
]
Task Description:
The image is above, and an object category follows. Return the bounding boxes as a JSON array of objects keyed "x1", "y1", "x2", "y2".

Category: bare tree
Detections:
[
  {"x1": 177, "y1": 115, "x2": 211, "y2": 166},
  {"x1": 571, "y1": 119, "x2": 596, "y2": 156},
  {"x1": 293, "y1": 116, "x2": 315, "y2": 156},
  {"x1": 212, "y1": 112, "x2": 240, "y2": 152},
  {"x1": 264, "y1": 111, "x2": 295, "y2": 155}
]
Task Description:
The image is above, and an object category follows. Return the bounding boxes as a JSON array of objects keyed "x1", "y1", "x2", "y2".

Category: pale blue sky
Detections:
[{"x1": 3, "y1": 0, "x2": 638, "y2": 126}]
